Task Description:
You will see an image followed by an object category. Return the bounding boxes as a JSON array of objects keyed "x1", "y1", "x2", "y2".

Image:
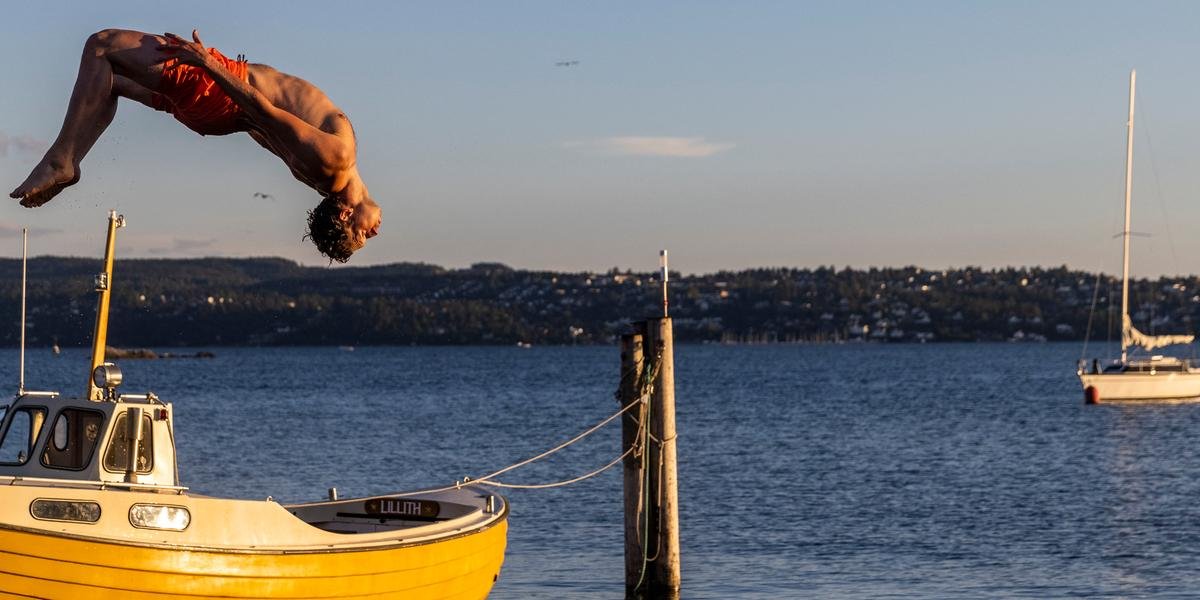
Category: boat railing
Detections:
[
  {"x1": 1082, "y1": 356, "x2": 1200, "y2": 372},
  {"x1": 118, "y1": 393, "x2": 164, "y2": 406},
  {"x1": 0, "y1": 475, "x2": 188, "y2": 494},
  {"x1": 18, "y1": 391, "x2": 60, "y2": 399}
]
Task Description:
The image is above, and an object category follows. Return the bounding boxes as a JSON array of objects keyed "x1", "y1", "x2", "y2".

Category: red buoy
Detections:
[{"x1": 1084, "y1": 386, "x2": 1100, "y2": 404}]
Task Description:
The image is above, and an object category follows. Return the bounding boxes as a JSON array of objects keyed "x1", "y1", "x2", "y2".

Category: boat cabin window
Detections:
[
  {"x1": 0, "y1": 407, "x2": 47, "y2": 465},
  {"x1": 103, "y1": 410, "x2": 154, "y2": 474},
  {"x1": 30, "y1": 499, "x2": 101, "y2": 523},
  {"x1": 41, "y1": 408, "x2": 105, "y2": 471}
]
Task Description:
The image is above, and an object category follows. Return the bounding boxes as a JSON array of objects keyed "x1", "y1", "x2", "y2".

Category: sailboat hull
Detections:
[{"x1": 1079, "y1": 371, "x2": 1200, "y2": 402}]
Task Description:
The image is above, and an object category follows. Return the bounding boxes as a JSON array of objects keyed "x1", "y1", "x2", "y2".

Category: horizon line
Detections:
[{"x1": 0, "y1": 254, "x2": 1195, "y2": 280}]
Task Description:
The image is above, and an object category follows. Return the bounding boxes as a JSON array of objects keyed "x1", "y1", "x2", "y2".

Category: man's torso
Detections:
[
  {"x1": 241, "y1": 64, "x2": 357, "y2": 193},
  {"x1": 247, "y1": 64, "x2": 354, "y2": 140}
]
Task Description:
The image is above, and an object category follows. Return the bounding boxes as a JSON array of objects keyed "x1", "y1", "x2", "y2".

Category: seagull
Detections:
[
  {"x1": 555, "y1": 60, "x2": 580, "y2": 67},
  {"x1": 252, "y1": 192, "x2": 275, "y2": 201}
]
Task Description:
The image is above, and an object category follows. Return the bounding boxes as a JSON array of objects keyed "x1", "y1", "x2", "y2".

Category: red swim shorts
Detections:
[{"x1": 151, "y1": 47, "x2": 249, "y2": 136}]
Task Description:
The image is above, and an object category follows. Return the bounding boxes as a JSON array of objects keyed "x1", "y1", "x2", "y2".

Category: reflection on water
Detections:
[{"x1": 8, "y1": 343, "x2": 1200, "y2": 598}]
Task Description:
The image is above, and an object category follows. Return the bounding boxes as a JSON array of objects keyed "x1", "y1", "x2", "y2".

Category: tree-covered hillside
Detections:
[{"x1": 0, "y1": 258, "x2": 1188, "y2": 346}]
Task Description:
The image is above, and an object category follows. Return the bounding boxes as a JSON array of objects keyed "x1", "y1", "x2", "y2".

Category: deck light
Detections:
[{"x1": 92, "y1": 363, "x2": 122, "y2": 390}]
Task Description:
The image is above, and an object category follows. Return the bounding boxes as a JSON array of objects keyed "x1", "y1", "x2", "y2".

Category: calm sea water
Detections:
[{"x1": 9, "y1": 342, "x2": 1200, "y2": 599}]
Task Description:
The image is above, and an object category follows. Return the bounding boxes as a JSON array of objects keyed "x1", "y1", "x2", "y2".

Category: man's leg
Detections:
[
  {"x1": 113, "y1": 75, "x2": 157, "y2": 109},
  {"x1": 11, "y1": 29, "x2": 166, "y2": 207}
]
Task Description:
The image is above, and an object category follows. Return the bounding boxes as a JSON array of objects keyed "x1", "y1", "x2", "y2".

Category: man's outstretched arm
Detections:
[{"x1": 160, "y1": 31, "x2": 353, "y2": 185}]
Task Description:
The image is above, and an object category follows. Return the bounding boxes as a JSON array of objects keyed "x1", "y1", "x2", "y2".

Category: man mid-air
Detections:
[{"x1": 10, "y1": 29, "x2": 381, "y2": 262}]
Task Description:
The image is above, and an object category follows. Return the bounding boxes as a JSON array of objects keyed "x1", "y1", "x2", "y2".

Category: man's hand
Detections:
[{"x1": 158, "y1": 30, "x2": 211, "y2": 69}]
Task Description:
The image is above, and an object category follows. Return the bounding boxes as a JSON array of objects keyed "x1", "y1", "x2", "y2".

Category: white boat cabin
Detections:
[{"x1": 0, "y1": 376, "x2": 179, "y2": 490}]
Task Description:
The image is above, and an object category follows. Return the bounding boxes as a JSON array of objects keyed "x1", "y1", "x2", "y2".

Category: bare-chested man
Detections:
[{"x1": 10, "y1": 29, "x2": 381, "y2": 262}]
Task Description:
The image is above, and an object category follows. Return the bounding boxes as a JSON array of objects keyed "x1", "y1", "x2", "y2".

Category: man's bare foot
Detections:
[{"x1": 10, "y1": 160, "x2": 79, "y2": 208}]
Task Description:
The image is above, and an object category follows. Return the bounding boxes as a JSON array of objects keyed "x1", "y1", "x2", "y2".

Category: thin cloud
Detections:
[
  {"x1": 0, "y1": 132, "x2": 49, "y2": 158},
  {"x1": 149, "y1": 237, "x2": 218, "y2": 254},
  {"x1": 0, "y1": 222, "x2": 62, "y2": 238},
  {"x1": 565, "y1": 136, "x2": 735, "y2": 158}
]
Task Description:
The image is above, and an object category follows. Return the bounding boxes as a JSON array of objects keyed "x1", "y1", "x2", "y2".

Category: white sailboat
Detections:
[{"x1": 1078, "y1": 69, "x2": 1200, "y2": 403}]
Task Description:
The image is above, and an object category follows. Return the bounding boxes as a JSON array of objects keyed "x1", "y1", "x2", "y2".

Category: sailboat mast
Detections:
[{"x1": 1121, "y1": 69, "x2": 1136, "y2": 363}]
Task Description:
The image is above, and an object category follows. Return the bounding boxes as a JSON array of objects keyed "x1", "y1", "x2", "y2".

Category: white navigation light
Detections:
[
  {"x1": 129, "y1": 504, "x2": 190, "y2": 531},
  {"x1": 92, "y1": 363, "x2": 122, "y2": 389}
]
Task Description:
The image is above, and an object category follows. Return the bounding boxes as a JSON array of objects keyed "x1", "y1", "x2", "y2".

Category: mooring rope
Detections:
[
  {"x1": 477, "y1": 444, "x2": 637, "y2": 490},
  {"x1": 634, "y1": 361, "x2": 654, "y2": 591},
  {"x1": 388, "y1": 349, "x2": 664, "y2": 498},
  {"x1": 376, "y1": 343, "x2": 673, "y2": 594}
]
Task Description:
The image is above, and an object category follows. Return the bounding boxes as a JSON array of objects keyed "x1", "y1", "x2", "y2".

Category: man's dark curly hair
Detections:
[{"x1": 305, "y1": 195, "x2": 358, "y2": 263}]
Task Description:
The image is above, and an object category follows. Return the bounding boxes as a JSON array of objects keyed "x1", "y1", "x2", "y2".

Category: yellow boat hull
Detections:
[{"x1": 0, "y1": 518, "x2": 506, "y2": 599}]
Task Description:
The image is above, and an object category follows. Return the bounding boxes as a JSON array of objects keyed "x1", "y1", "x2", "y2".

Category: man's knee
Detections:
[{"x1": 85, "y1": 29, "x2": 135, "y2": 56}]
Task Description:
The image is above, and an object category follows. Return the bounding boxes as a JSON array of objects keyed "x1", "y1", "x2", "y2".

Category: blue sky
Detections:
[{"x1": 3, "y1": 1, "x2": 1200, "y2": 276}]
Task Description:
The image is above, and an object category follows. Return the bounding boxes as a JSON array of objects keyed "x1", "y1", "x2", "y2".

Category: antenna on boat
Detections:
[
  {"x1": 87, "y1": 211, "x2": 126, "y2": 401},
  {"x1": 17, "y1": 228, "x2": 27, "y2": 396},
  {"x1": 660, "y1": 249, "x2": 669, "y2": 318}
]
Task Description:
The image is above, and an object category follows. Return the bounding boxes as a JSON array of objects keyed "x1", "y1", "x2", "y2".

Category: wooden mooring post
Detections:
[{"x1": 620, "y1": 317, "x2": 681, "y2": 598}]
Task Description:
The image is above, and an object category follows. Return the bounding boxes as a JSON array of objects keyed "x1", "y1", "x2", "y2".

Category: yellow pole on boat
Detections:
[{"x1": 88, "y1": 211, "x2": 125, "y2": 401}]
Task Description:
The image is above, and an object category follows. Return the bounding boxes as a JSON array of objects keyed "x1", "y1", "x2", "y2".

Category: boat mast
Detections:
[
  {"x1": 1121, "y1": 70, "x2": 1135, "y2": 363},
  {"x1": 88, "y1": 211, "x2": 125, "y2": 401}
]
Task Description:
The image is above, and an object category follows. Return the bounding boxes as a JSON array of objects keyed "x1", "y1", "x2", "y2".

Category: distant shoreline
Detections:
[
  {"x1": 10, "y1": 339, "x2": 1114, "y2": 350},
  {"x1": 0, "y1": 258, "x2": 1185, "y2": 348}
]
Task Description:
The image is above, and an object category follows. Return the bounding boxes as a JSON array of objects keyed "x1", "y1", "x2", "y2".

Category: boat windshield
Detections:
[
  {"x1": 0, "y1": 407, "x2": 47, "y2": 465},
  {"x1": 42, "y1": 408, "x2": 105, "y2": 471},
  {"x1": 103, "y1": 410, "x2": 154, "y2": 474}
]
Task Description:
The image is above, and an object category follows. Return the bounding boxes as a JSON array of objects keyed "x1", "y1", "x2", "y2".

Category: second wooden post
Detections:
[{"x1": 621, "y1": 317, "x2": 680, "y2": 598}]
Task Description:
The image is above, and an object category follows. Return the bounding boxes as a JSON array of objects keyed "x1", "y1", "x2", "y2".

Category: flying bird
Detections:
[
  {"x1": 252, "y1": 192, "x2": 275, "y2": 201},
  {"x1": 555, "y1": 60, "x2": 580, "y2": 67}
]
